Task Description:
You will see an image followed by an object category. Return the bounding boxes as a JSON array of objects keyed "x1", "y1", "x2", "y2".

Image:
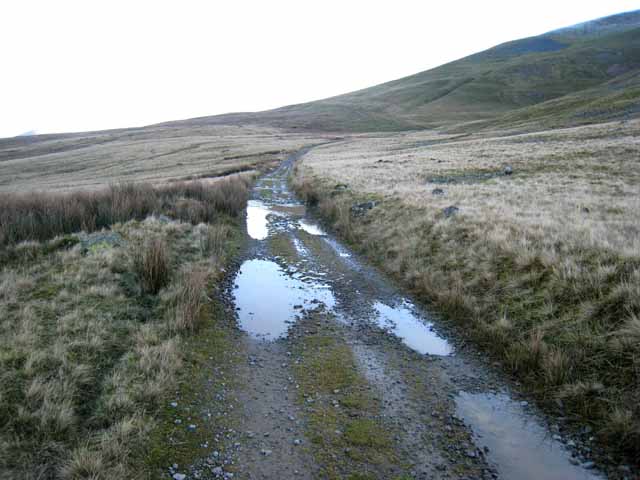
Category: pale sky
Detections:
[{"x1": 1, "y1": 0, "x2": 638, "y2": 138}]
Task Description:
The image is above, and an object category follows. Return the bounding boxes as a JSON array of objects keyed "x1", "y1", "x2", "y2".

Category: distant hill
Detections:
[
  {"x1": 163, "y1": 10, "x2": 640, "y2": 132},
  {"x1": 17, "y1": 130, "x2": 39, "y2": 137}
]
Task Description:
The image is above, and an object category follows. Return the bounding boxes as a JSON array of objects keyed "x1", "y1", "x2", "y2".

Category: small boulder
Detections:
[
  {"x1": 331, "y1": 183, "x2": 349, "y2": 196},
  {"x1": 350, "y1": 201, "x2": 377, "y2": 217},
  {"x1": 504, "y1": 166, "x2": 513, "y2": 175},
  {"x1": 432, "y1": 188, "x2": 445, "y2": 196},
  {"x1": 443, "y1": 206, "x2": 459, "y2": 218}
]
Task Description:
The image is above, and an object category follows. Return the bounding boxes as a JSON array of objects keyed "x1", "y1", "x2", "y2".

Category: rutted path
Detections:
[{"x1": 189, "y1": 146, "x2": 604, "y2": 479}]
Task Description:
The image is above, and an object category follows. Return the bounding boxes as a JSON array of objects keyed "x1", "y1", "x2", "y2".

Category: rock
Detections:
[
  {"x1": 504, "y1": 166, "x2": 513, "y2": 175},
  {"x1": 173, "y1": 474, "x2": 186, "y2": 480},
  {"x1": 332, "y1": 183, "x2": 349, "y2": 196},
  {"x1": 260, "y1": 449, "x2": 272, "y2": 456},
  {"x1": 351, "y1": 201, "x2": 377, "y2": 217},
  {"x1": 211, "y1": 466, "x2": 223, "y2": 476},
  {"x1": 293, "y1": 439, "x2": 302, "y2": 445},
  {"x1": 520, "y1": 401, "x2": 529, "y2": 407},
  {"x1": 442, "y1": 206, "x2": 459, "y2": 218},
  {"x1": 188, "y1": 424, "x2": 197, "y2": 431},
  {"x1": 78, "y1": 230, "x2": 125, "y2": 252},
  {"x1": 432, "y1": 188, "x2": 445, "y2": 195},
  {"x1": 582, "y1": 461, "x2": 596, "y2": 469}
]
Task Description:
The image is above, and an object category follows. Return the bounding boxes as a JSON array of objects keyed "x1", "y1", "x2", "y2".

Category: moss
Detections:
[
  {"x1": 291, "y1": 316, "x2": 402, "y2": 478},
  {"x1": 344, "y1": 419, "x2": 390, "y2": 448}
]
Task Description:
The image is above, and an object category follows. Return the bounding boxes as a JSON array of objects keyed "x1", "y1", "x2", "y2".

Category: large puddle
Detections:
[
  {"x1": 455, "y1": 392, "x2": 600, "y2": 480},
  {"x1": 246, "y1": 200, "x2": 274, "y2": 240},
  {"x1": 373, "y1": 301, "x2": 452, "y2": 356},
  {"x1": 233, "y1": 259, "x2": 336, "y2": 339}
]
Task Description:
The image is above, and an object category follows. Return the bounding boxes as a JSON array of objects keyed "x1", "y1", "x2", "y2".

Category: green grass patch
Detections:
[{"x1": 290, "y1": 316, "x2": 401, "y2": 479}]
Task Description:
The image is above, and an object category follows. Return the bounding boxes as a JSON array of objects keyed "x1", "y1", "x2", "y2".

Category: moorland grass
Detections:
[
  {"x1": 293, "y1": 122, "x2": 640, "y2": 464},
  {"x1": 0, "y1": 175, "x2": 251, "y2": 247},
  {"x1": 0, "y1": 178, "x2": 246, "y2": 479}
]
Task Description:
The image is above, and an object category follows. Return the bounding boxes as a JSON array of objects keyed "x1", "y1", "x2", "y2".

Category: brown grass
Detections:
[
  {"x1": 294, "y1": 119, "x2": 640, "y2": 465},
  {"x1": 0, "y1": 207, "x2": 239, "y2": 478},
  {"x1": 0, "y1": 124, "x2": 328, "y2": 193},
  {"x1": 0, "y1": 175, "x2": 250, "y2": 247},
  {"x1": 172, "y1": 268, "x2": 210, "y2": 332},
  {"x1": 133, "y1": 237, "x2": 170, "y2": 295}
]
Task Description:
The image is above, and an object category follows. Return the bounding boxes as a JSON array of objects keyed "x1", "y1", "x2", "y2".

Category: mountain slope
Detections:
[{"x1": 165, "y1": 10, "x2": 640, "y2": 132}]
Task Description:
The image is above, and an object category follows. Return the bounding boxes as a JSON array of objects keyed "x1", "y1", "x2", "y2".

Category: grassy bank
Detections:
[
  {"x1": 292, "y1": 140, "x2": 640, "y2": 465},
  {"x1": 0, "y1": 180, "x2": 246, "y2": 479}
]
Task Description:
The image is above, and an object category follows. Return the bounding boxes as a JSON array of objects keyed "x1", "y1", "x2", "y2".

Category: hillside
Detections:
[{"x1": 163, "y1": 10, "x2": 640, "y2": 132}]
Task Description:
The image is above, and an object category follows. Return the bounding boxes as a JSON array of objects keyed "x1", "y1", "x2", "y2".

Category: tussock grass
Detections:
[
  {"x1": 0, "y1": 177, "x2": 244, "y2": 477},
  {"x1": 172, "y1": 268, "x2": 210, "y2": 332},
  {"x1": 133, "y1": 236, "x2": 170, "y2": 294},
  {"x1": 0, "y1": 175, "x2": 250, "y2": 247},
  {"x1": 294, "y1": 121, "x2": 640, "y2": 464},
  {"x1": 198, "y1": 224, "x2": 232, "y2": 259}
]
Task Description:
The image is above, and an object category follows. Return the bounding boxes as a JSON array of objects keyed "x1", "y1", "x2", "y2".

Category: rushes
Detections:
[
  {"x1": 133, "y1": 237, "x2": 170, "y2": 295},
  {"x1": 173, "y1": 268, "x2": 209, "y2": 332},
  {"x1": 0, "y1": 175, "x2": 250, "y2": 247}
]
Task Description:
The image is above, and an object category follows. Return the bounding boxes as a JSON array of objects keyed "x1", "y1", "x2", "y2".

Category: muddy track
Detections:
[{"x1": 185, "y1": 146, "x2": 607, "y2": 479}]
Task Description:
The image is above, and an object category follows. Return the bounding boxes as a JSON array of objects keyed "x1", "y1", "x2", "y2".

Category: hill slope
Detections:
[{"x1": 165, "y1": 10, "x2": 640, "y2": 132}]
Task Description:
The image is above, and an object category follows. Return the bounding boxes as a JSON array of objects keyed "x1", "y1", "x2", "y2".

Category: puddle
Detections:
[
  {"x1": 373, "y1": 301, "x2": 452, "y2": 356},
  {"x1": 246, "y1": 200, "x2": 276, "y2": 240},
  {"x1": 233, "y1": 259, "x2": 336, "y2": 339},
  {"x1": 455, "y1": 392, "x2": 600, "y2": 480},
  {"x1": 292, "y1": 237, "x2": 309, "y2": 256},
  {"x1": 298, "y1": 220, "x2": 325, "y2": 236},
  {"x1": 323, "y1": 237, "x2": 352, "y2": 258}
]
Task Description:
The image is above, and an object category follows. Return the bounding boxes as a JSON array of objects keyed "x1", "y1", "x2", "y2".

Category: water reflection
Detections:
[
  {"x1": 455, "y1": 392, "x2": 600, "y2": 480},
  {"x1": 373, "y1": 301, "x2": 452, "y2": 356},
  {"x1": 233, "y1": 259, "x2": 336, "y2": 339}
]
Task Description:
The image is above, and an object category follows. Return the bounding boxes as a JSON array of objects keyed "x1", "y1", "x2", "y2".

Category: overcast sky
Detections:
[{"x1": 1, "y1": 0, "x2": 638, "y2": 138}]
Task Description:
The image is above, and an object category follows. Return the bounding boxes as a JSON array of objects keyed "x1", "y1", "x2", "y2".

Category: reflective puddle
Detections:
[
  {"x1": 455, "y1": 392, "x2": 600, "y2": 480},
  {"x1": 373, "y1": 301, "x2": 452, "y2": 356},
  {"x1": 298, "y1": 219, "x2": 325, "y2": 236},
  {"x1": 233, "y1": 259, "x2": 336, "y2": 339},
  {"x1": 246, "y1": 200, "x2": 276, "y2": 240}
]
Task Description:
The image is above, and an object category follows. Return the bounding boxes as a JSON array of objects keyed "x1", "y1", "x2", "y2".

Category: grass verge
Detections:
[{"x1": 292, "y1": 168, "x2": 640, "y2": 466}]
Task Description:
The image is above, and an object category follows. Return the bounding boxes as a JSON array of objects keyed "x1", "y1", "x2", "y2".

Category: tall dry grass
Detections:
[
  {"x1": 172, "y1": 268, "x2": 210, "y2": 332},
  {"x1": 133, "y1": 237, "x2": 170, "y2": 295},
  {"x1": 293, "y1": 123, "x2": 640, "y2": 466},
  {"x1": 0, "y1": 176, "x2": 250, "y2": 247},
  {"x1": 0, "y1": 213, "x2": 235, "y2": 478}
]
